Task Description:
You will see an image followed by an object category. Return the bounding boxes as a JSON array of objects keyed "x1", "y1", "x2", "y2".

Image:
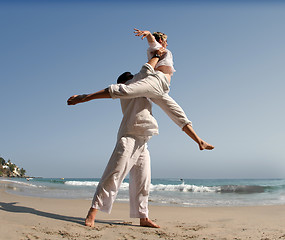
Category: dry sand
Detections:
[{"x1": 1, "y1": 188, "x2": 285, "y2": 240}]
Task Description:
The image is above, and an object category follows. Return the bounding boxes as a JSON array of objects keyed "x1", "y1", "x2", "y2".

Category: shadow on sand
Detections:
[{"x1": 0, "y1": 201, "x2": 137, "y2": 227}]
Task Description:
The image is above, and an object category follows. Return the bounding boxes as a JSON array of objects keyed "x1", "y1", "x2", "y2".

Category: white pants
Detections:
[
  {"x1": 109, "y1": 63, "x2": 192, "y2": 129},
  {"x1": 91, "y1": 135, "x2": 151, "y2": 218}
]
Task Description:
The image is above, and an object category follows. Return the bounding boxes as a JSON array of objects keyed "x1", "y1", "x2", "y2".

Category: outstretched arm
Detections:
[{"x1": 134, "y1": 28, "x2": 156, "y2": 45}]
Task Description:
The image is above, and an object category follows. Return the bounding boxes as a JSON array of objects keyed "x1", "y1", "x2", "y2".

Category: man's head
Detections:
[
  {"x1": 153, "y1": 32, "x2": 168, "y2": 48},
  {"x1": 117, "y1": 72, "x2": 134, "y2": 84}
]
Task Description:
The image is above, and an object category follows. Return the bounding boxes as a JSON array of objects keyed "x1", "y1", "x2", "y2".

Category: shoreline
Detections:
[
  {"x1": 2, "y1": 177, "x2": 285, "y2": 208},
  {"x1": 1, "y1": 188, "x2": 285, "y2": 239}
]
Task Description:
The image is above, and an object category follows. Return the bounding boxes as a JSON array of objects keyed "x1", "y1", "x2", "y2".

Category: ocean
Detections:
[{"x1": 1, "y1": 178, "x2": 285, "y2": 207}]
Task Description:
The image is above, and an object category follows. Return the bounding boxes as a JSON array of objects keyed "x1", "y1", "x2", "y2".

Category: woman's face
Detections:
[{"x1": 159, "y1": 36, "x2": 168, "y2": 48}]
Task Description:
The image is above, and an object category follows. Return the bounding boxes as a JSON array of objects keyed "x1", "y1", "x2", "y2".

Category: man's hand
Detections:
[
  {"x1": 147, "y1": 47, "x2": 166, "y2": 69},
  {"x1": 155, "y1": 47, "x2": 166, "y2": 58}
]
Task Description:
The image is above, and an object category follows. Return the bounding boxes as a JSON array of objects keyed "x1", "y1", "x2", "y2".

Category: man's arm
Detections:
[{"x1": 147, "y1": 47, "x2": 165, "y2": 68}]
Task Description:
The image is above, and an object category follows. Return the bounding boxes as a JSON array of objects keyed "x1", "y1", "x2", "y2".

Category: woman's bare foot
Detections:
[
  {"x1": 140, "y1": 218, "x2": 160, "y2": 228},
  {"x1": 199, "y1": 140, "x2": 214, "y2": 151},
  {"x1": 85, "y1": 208, "x2": 97, "y2": 227}
]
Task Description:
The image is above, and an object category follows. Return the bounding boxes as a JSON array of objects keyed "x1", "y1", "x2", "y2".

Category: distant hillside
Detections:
[{"x1": 0, "y1": 157, "x2": 26, "y2": 177}]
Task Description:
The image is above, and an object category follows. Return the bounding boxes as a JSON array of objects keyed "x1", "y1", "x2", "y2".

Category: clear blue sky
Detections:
[{"x1": 1, "y1": 0, "x2": 284, "y2": 179}]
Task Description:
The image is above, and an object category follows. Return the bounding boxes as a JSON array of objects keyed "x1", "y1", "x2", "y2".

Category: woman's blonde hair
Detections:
[{"x1": 153, "y1": 32, "x2": 167, "y2": 42}]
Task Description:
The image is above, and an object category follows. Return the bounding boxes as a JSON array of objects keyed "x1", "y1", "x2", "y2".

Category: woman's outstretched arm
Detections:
[{"x1": 134, "y1": 28, "x2": 156, "y2": 44}]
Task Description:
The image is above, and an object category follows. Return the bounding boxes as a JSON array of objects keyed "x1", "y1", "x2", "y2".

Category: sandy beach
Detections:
[{"x1": 0, "y1": 188, "x2": 284, "y2": 240}]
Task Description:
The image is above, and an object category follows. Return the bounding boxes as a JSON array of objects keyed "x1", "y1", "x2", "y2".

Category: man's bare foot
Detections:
[
  {"x1": 199, "y1": 140, "x2": 214, "y2": 151},
  {"x1": 85, "y1": 208, "x2": 97, "y2": 227},
  {"x1": 140, "y1": 218, "x2": 160, "y2": 228}
]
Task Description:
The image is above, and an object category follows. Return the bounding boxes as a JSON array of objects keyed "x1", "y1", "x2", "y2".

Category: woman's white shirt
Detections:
[{"x1": 147, "y1": 40, "x2": 176, "y2": 75}]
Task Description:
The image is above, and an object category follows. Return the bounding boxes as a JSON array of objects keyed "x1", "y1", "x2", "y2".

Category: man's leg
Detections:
[
  {"x1": 85, "y1": 137, "x2": 137, "y2": 227},
  {"x1": 85, "y1": 208, "x2": 98, "y2": 227},
  {"x1": 85, "y1": 136, "x2": 148, "y2": 227},
  {"x1": 129, "y1": 139, "x2": 160, "y2": 228}
]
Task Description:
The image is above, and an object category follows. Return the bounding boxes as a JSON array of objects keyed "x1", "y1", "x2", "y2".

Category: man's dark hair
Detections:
[{"x1": 117, "y1": 72, "x2": 133, "y2": 84}]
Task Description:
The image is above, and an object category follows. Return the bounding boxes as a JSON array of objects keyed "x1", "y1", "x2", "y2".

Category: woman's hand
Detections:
[{"x1": 134, "y1": 28, "x2": 152, "y2": 40}]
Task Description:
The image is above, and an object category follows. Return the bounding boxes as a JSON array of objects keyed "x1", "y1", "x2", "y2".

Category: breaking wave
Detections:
[{"x1": 64, "y1": 180, "x2": 273, "y2": 194}]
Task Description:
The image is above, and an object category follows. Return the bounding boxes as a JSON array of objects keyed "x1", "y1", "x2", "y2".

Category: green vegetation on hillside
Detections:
[{"x1": 0, "y1": 157, "x2": 26, "y2": 177}]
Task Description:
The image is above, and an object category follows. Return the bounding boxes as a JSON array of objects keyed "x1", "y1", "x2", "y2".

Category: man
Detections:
[
  {"x1": 68, "y1": 49, "x2": 214, "y2": 228},
  {"x1": 72, "y1": 49, "x2": 165, "y2": 228},
  {"x1": 87, "y1": 72, "x2": 160, "y2": 228}
]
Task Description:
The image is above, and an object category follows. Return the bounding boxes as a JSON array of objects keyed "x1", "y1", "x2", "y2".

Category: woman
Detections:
[
  {"x1": 134, "y1": 28, "x2": 174, "y2": 83},
  {"x1": 68, "y1": 33, "x2": 214, "y2": 229}
]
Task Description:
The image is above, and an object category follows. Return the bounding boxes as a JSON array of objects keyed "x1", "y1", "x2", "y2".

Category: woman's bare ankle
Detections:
[{"x1": 199, "y1": 140, "x2": 214, "y2": 150}]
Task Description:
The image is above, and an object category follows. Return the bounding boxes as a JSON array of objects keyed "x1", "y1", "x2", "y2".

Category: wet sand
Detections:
[{"x1": 1, "y1": 188, "x2": 285, "y2": 240}]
